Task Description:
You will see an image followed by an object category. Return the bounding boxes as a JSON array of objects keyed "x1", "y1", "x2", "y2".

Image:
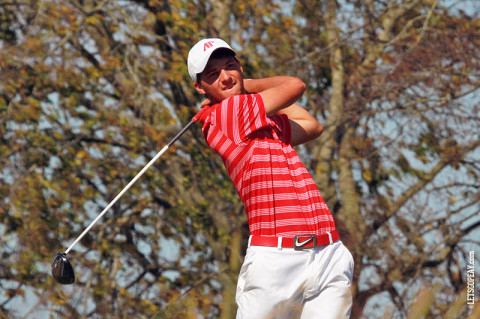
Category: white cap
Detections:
[{"x1": 187, "y1": 38, "x2": 236, "y2": 81}]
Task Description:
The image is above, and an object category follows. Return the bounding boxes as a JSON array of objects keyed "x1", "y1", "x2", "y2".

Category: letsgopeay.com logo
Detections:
[{"x1": 467, "y1": 251, "x2": 475, "y2": 308}]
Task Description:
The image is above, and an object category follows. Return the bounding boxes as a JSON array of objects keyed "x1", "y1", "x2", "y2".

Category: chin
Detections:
[
  {"x1": 213, "y1": 86, "x2": 244, "y2": 102},
  {"x1": 226, "y1": 86, "x2": 243, "y2": 98}
]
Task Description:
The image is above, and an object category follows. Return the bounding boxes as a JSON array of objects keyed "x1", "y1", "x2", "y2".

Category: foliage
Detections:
[{"x1": 0, "y1": 0, "x2": 479, "y2": 318}]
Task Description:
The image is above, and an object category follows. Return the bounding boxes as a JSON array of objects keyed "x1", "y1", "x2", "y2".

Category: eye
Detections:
[{"x1": 207, "y1": 71, "x2": 220, "y2": 79}]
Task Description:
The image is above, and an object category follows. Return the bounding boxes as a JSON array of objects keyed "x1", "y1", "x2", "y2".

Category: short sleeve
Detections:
[
  {"x1": 213, "y1": 93, "x2": 270, "y2": 143},
  {"x1": 268, "y1": 114, "x2": 291, "y2": 145}
]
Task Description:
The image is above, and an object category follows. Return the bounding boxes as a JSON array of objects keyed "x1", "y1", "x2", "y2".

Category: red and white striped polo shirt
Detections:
[{"x1": 196, "y1": 93, "x2": 336, "y2": 237}]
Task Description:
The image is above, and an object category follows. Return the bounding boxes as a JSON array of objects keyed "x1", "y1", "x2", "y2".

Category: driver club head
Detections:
[{"x1": 51, "y1": 253, "x2": 75, "y2": 285}]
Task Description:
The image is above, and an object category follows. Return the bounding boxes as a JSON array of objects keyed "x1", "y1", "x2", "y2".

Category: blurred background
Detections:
[{"x1": 0, "y1": 0, "x2": 479, "y2": 318}]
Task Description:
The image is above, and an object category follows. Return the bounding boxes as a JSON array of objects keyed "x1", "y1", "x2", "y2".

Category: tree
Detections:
[
  {"x1": 0, "y1": 0, "x2": 479, "y2": 318},
  {"x1": 290, "y1": 0, "x2": 480, "y2": 317}
]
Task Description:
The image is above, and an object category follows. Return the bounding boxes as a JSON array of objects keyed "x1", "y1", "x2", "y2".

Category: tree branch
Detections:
[{"x1": 373, "y1": 138, "x2": 480, "y2": 231}]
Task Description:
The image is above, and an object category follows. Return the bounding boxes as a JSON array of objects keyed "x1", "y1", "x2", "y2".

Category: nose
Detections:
[{"x1": 219, "y1": 69, "x2": 232, "y2": 84}]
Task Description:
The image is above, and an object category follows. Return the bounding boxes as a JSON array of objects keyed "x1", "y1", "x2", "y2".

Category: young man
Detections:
[{"x1": 188, "y1": 38, "x2": 354, "y2": 318}]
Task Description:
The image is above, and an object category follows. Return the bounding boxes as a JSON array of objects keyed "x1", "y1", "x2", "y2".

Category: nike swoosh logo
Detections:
[{"x1": 294, "y1": 237, "x2": 314, "y2": 247}]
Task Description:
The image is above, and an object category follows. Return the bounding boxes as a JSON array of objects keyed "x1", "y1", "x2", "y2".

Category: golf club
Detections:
[{"x1": 52, "y1": 111, "x2": 204, "y2": 285}]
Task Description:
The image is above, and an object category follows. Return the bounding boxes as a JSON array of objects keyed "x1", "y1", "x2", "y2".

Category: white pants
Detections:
[{"x1": 235, "y1": 240, "x2": 354, "y2": 319}]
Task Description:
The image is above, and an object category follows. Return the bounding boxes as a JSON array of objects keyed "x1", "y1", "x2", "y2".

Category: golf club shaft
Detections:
[{"x1": 64, "y1": 120, "x2": 196, "y2": 254}]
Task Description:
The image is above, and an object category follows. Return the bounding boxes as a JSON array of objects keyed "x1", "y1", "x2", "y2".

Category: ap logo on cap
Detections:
[{"x1": 203, "y1": 40, "x2": 216, "y2": 51}]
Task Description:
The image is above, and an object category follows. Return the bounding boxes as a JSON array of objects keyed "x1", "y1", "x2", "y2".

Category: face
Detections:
[{"x1": 194, "y1": 55, "x2": 245, "y2": 104}]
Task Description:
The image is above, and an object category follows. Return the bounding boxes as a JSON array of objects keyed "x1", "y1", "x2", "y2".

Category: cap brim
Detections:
[{"x1": 192, "y1": 47, "x2": 236, "y2": 81}]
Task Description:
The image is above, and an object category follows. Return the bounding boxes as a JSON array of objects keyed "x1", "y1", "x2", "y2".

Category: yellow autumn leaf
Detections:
[{"x1": 362, "y1": 169, "x2": 372, "y2": 182}]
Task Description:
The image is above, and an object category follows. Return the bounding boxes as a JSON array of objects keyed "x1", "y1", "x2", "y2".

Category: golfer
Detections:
[{"x1": 188, "y1": 38, "x2": 354, "y2": 318}]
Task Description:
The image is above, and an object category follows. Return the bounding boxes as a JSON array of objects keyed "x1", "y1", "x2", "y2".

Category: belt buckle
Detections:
[{"x1": 293, "y1": 234, "x2": 317, "y2": 250}]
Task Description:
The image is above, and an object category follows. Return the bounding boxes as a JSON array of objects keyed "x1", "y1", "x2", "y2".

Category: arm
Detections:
[
  {"x1": 244, "y1": 77, "x2": 306, "y2": 116},
  {"x1": 276, "y1": 103, "x2": 324, "y2": 146},
  {"x1": 245, "y1": 78, "x2": 323, "y2": 146}
]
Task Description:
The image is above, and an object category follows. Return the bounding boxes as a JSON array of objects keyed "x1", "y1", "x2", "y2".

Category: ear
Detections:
[{"x1": 194, "y1": 81, "x2": 206, "y2": 95}]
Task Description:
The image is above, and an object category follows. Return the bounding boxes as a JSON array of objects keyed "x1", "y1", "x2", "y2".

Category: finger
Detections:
[{"x1": 201, "y1": 98, "x2": 211, "y2": 108}]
